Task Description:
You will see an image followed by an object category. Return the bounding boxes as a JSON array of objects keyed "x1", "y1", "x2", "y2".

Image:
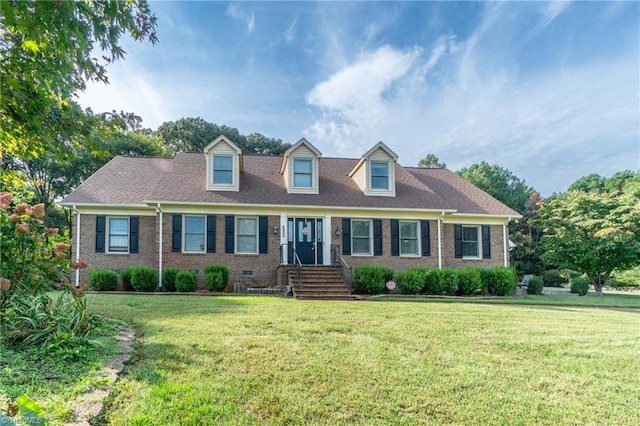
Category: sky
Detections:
[{"x1": 78, "y1": 1, "x2": 640, "y2": 196}]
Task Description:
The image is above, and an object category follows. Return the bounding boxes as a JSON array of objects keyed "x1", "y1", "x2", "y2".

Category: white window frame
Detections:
[
  {"x1": 462, "y1": 225, "x2": 482, "y2": 260},
  {"x1": 183, "y1": 215, "x2": 206, "y2": 253},
  {"x1": 351, "y1": 219, "x2": 373, "y2": 256},
  {"x1": 236, "y1": 216, "x2": 258, "y2": 254},
  {"x1": 399, "y1": 220, "x2": 420, "y2": 257},
  {"x1": 107, "y1": 216, "x2": 129, "y2": 254},
  {"x1": 370, "y1": 161, "x2": 390, "y2": 191},
  {"x1": 292, "y1": 158, "x2": 313, "y2": 188},
  {"x1": 212, "y1": 154, "x2": 234, "y2": 186}
]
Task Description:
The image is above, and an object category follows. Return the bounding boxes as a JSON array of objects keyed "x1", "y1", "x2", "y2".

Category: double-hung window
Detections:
[
  {"x1": 462, "y1": 226, "x2": 480, "y2": 258},
  {"x1": 184, "y1": 216, "x2": 205, "y2": 252},
  {"x1": 213, "y1": 155, "x2": 233, "y2": 185},
  {"x1": 108, "y1": 217, "x2": 129, "y2": 252},
  {"x1": 351, "y1": 220, "x2": 372, "y2": 255},
  {"x1": 399, "y1": 221, "x2": 419, "y2": 256},
  {"x1": 237, "y1": 217, "x2": 258, "y2": 254},
  {"x1": 370, "y1": 161, "x2": 389, "y2": 190},
  {"x1": 293, "y1": 159, "x2": 313, "y2": 188}
]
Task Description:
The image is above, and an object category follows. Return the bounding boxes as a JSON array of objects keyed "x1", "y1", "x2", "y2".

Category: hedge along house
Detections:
[{"x1": 61, "y1": 137, "x2": 521, "y2": 296}]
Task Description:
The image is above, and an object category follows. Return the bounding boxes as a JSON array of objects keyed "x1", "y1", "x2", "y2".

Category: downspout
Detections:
[
  {"x1": 157, "y1": 203, "x2": 163, "y2": 289},
  {"x1": 503, "y1": 219, "x2": 510, "y2": 267},
  {"x1": 437, "y1": 211, "x2": 444, "y2": 269},
  {"x1": 74, "y1": 205, "x2": 81, "y2": 288}
]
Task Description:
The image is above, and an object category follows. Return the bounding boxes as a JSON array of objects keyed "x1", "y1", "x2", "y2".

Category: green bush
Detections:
[
  {"x1": 396, "y1": 269, "x2": 424, "y2": 294},
  {"x1": 162, "y1": 267, "x2": 182, "y2": 292},
  {"x1": 206, "y1": 271, "x2": 225, "y2": 292},
  {"x1": 527, "y1": 276, "x2": 544, "y2": 295},
  {"x1": 486, "y1": 267, "x2": 518, "y2": 296},
  {"x1": 423, "y1": 269, "x2": 458, "y2": 295},
  {"x1": 352, "y1": 265, "x2": 394, "y2": 294},
  {"x1": 120, "y1": 267, "x2": 135, "y2": 291},
  {"x1": 612, "y1": 267, "x2": 640, "y2": 289},
  {"x1": 176, "y1": 270, "x2": 198, "y2": 292},
  {"x1": 131, "y1": 266, "x2": 158, "y2": 292},
  {"x1": 87, "y1": 269, "x2": 118, "y2": 291},
  {"x1": 570, "y1": 276, "x2": 590, "y2": 296},
  {"x1": 204, "y1": 265, "x2": 229, "y2": 290},
  {"x1": 457, "y1": 267, "x2": 485, "y2": 296},
  {"x1": 543, "y1": 269, "x2": 565, "y2": 287}
]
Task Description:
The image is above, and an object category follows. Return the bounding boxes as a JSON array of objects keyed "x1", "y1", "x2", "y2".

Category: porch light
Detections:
[{"x1": 335, "y1": 225, "x2": 341, "y2": 236}]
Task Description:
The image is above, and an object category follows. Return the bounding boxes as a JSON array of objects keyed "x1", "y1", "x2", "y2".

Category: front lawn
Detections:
[{"x1": 81, "y1": 295, "x2": 639, "y2": 425}]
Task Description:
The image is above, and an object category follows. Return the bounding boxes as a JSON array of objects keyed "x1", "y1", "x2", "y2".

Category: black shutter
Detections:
[
  {"x1": 421, "y1": 220, "x2": 430, "y2": 256},
  {"x1": 482, "y1": 225, "x2": 491, "y2": 259},
  {"x1": 129, "y1": 216, "x2": 139, "y2": 253},
  {"x1": 342, "y1": 218, "x2": 351, "y2": 255},
  {"x1": 454, "y1": 224, "x2": 463, "y2": 258},
  {"x1": 95, "y1": 215, "x2": 105, "y2": 253},
  {"x1": 259, "y1": 216, "x2": 268, "y2": 254},
  {"x1": 390, "y1": 219, "x2": 399, "y2": 256},
  {"x1": 172, "y1": 214, "x2": 182, "y2": 252},
  {"x1": 373, "y1": 219, "x2": 382, "y2": 256},
  {"x1": 225, "y1": 215, "x2": 235, "y2": 253},
  {"x1": 206, "y1": 215, "x2": 216, "y2": 253}
]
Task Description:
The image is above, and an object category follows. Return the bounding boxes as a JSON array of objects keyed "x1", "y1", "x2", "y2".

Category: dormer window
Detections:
[
  {"x1": 293, "y1": 159, "x2": 313, "y2": 188},
  {"x1": 204, "y1": 136, "x2": 243, "y2": 192},
  {"x1": 370, "y1": 161, "x2": 390, "y2": 190}
]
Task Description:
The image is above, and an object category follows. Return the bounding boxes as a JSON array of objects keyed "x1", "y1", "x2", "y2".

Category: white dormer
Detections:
[
  {"x1": 280, "y1": 138, "x2": 322, "y2": 194},
  {"x1": 204, "y1": 135, "x2": 243, "y2": 192},
  {"x1": 348, "y1": 141, "x2": 398, "y2": 197}
]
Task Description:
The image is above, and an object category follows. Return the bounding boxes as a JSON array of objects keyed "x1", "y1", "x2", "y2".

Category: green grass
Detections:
[{"x1": 79, "y1": 294, "x2": 640, "y2": 425}]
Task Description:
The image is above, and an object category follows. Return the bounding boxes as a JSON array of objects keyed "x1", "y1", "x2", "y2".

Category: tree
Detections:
[
  {"x1": 0, "y1": 0, "x2": 157, "y2": 159},
  {"x1": 418, "y1": 154, "x2": 446, "y2": 168},
  {"x1": 245, "y1": 133, "x2": 291, "y2": 155},
  {"x1": 457, "y1": 162, "x2": 533, "y2": 213},
  {"x1": 537, "y1": 190, "x2": 640, "y2": 294}
]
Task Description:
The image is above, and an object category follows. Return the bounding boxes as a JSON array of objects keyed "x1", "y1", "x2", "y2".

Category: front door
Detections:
[{"x1": 288, "y1": 218, "x2": 323, "y2": 265}]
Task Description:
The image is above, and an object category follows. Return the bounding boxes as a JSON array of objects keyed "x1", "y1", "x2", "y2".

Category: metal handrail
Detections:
[
  {"x1": 338, "y1": 255, "x2": 353, "y2": 288},
  {"x1": 280, "y1": 243, "x2": 303, "y2": 290}
]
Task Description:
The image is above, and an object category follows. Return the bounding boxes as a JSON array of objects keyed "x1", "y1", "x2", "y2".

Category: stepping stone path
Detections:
[{"x1": 64, "y1": 327, "x2": 135, "y2": 426}]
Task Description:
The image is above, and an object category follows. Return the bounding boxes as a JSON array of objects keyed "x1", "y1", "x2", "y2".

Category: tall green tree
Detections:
[
  {"x1": 457, "y1": 162, "x2": 533, "y2": 213},
  {"x1": 0, "y1": 0, "x2": 157, "y2": 159},
  {"x1": 538, "y1": 190, "x2": 640, "y2": 294},
  {"x1": 417, "y1": 154, "x2": 446, "y2": 168}
]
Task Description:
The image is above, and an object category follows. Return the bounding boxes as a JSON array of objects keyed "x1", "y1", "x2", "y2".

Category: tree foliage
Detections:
[
  {"x1": 0, "y1": 0, "x2": 157, "y2": 159},
  {"x1": 457, "y1": 162, "x2": 533, "y2": 213},
  {"x1": 418, "y1": 154, "x2": 446, "y2": 168}
]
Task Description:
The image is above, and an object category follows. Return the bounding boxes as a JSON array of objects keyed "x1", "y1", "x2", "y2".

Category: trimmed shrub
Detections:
[
  {"x1": 87, "y1": 269, "x2": 118, "y2": 291},
  {"x1": 353, "y1": 265, "x2": 394, "y2": 294},
  {"x1": 570, "y1": 276, "x2": 590, "y2": 296},
  {"x1": 120, "y1": 267, "x2": 135, "y2": 291},
  {"x1": 206, "y1": 271, "x2": 224, "y2": 292},
  {"x1": 527, "y1": 276, "x2": 544, "y2": 295},
  {"x1": 204, "y1": 265, "x2": 230, "y2": 290},
  {"x1": 396, "y1": 269, "x2": 424, "y2": 294},
  {"x1": 131, "y1": 266, "x2": 158, "y2": 292},
  {"x1": 486, "y1": 267, "x2": 518, "y2": 296},
  {"x1": 543, "y1": 269, "x2": 565, "y2": 287},
  {"x1": 457, "y1": 267, "x2": 485, "y2": 296},
  {"x1": 162, "y1": 267, "x2": 182, "y2": 292},
  {"x1": 176, "y1": 270, "x2": 198, "y2": 292},
  {"x1": 423, "y1": 268, "x2": 458, "y2": 296}
]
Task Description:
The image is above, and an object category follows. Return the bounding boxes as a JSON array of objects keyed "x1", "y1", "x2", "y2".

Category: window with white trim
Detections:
[
  {"x1": 108, "y1": 217, "x2": 129, "y2": 253},
  {"x1": 293, "y1": 159, "x2": 313, "y2": 188},
  {"x1": 370, "y1": 161, "x2": 389, "y2": 190},
  {"x1": 213, "y1": 155, "x2": 233, "y2": 185},
  {"x1": 351, "y1": 219, "x2": 372, "y2": 255},
  {"x1": 184, "y1": 215, "x2": 205, "y2": 253},
  {"x1": 400, "y1": 221, "x2": 419, "y2": 256},
  {"x1": 462, "y1": 225, "x2": 481, "y2": 259},
  {"x1": 236, "y1": 217, "x2": 258, "y2": 254}
]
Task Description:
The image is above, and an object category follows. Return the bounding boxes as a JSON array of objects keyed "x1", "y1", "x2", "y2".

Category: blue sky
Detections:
[{"x1": 78, "y1": 1, "x2": 639, "y2": 196}]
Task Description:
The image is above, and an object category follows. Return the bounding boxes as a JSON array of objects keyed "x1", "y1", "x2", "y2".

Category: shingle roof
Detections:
[{"x1": 61, "y1": 153, "x2": 519, "y2": 217}]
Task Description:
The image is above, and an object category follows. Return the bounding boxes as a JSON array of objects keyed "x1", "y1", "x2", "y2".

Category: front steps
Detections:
[{"x1": 288, "y1": 266, "x2": 355, "y2": 300}]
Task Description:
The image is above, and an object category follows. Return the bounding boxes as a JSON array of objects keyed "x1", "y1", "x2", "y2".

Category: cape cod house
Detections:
[{"x1": 61, "y1": 137, "x2": 520, "y2": 297}]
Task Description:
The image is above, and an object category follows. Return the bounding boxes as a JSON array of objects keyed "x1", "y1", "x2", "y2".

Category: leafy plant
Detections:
[
  {"x1": 131, "y1": 266, "x2": 158, "y2": 292},
  {"x1": 163, "y1": 267, "x2": 182, "y2": 292},
  {"x1": 456, "y1": 267, "x2": 485, "y2": 296},
  {"x1": 206, "y1": 271, "x2": 224, "y2": 292},
  {"x1": 120, "y1": 267, "x2": 135, "y2": 291},
  {"x1": 427, "y1": 268, "x2": 458, "y2": 296},
  {"x1": 570, "y1": 276, "x2": 590, "y2": 296},
  {"x1": 485, "y1": 267, "x2": 518, "y2": 296},
  {"x1": 396, "y1": 269, "x2": 424, "y2": 295},
  {"x1": 204, "y1": 265, "x2": 229, "y2": 290},
  {"x1": 543, "y1": 269, "x2": 565, "y2": 287},
  {"x1": 352, "y1": 265, "x2": 394, "y2": 294},
  {"x1": 175, "y1": 270, "x2": 198, "y2": 292},
  {"x1": 527, "y1": 276, "x2": 544, "y2": 295},
  {"x1": 88, "y1": 268, "x2": 118, "y2": 291}
]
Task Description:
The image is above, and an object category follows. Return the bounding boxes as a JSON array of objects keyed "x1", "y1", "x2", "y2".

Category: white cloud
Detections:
[
  {"x1": 227, "y1": 3, "x2": 255, "y2": 34},
  {"x1": 284, "y1": 17, "x2": 297, "y2": 42}
]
